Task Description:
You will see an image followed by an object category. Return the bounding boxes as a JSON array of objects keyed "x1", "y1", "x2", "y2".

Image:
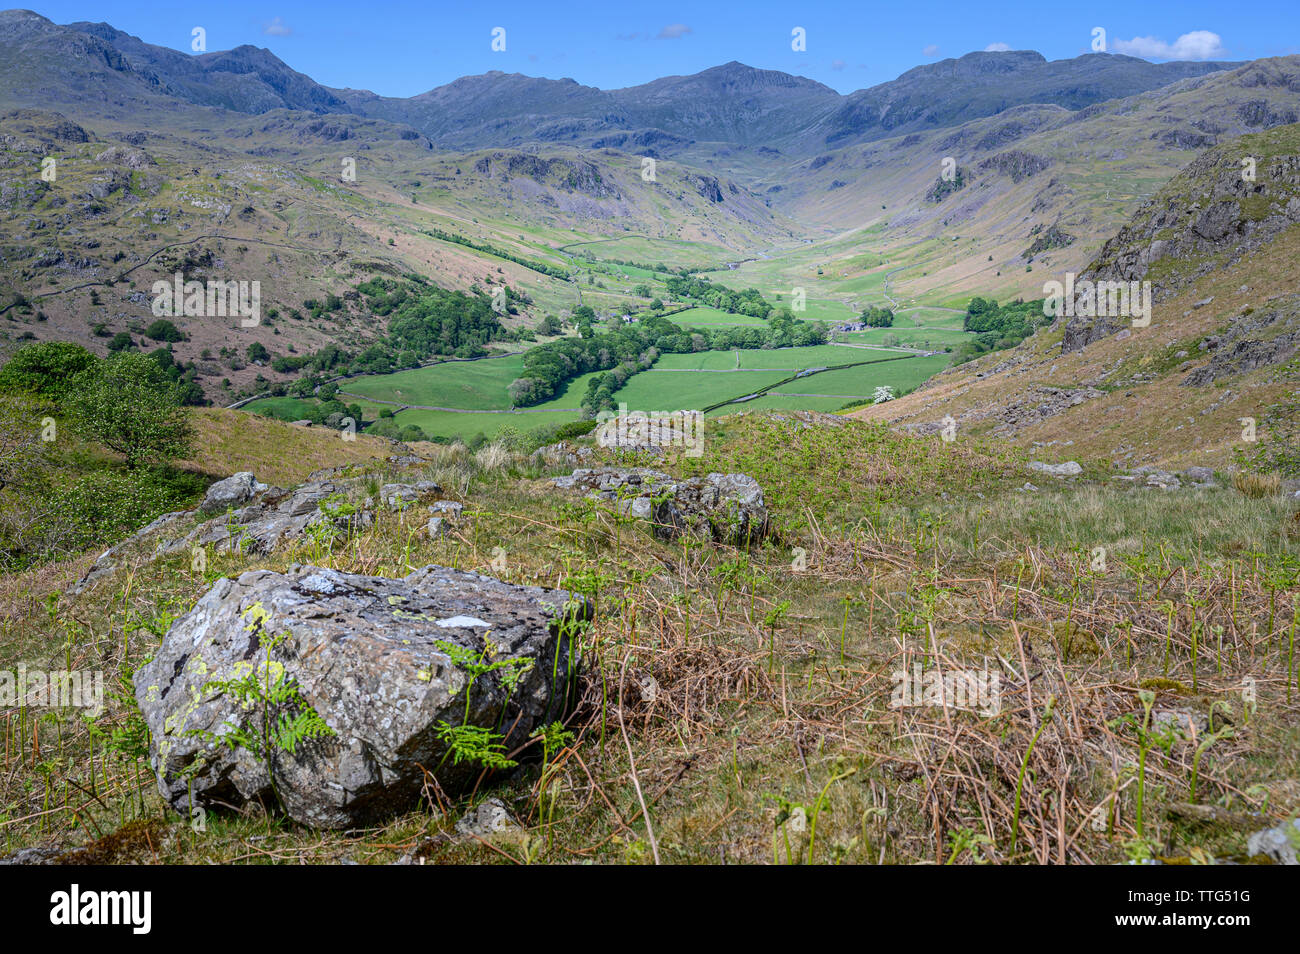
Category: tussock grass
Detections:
[{"x1": 1234, "y1": 471, "x2": 1283, "y2": 499}]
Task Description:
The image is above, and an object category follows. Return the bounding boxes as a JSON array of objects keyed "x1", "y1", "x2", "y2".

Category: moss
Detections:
[
  {"x1": 55, "y1": 819, "x2": 168, "y2": 865},
  {"x1": 1139, "y1": 677, "x2": 1194, "y2": 695}
]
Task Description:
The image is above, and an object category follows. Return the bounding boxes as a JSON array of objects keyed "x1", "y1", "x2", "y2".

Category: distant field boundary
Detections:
[{"x1": 699, "y1": 352, "x2": 925, "y2": 413}]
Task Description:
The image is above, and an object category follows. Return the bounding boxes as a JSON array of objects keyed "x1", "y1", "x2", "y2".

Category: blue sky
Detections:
[{"x1": 31, "y1": 1, "x2": 1300, "y2": 96}]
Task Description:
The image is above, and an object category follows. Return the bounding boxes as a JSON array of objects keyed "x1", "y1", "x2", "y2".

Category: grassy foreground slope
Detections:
[{"x1": 2, "y1": 408, "x2": 1296, "y2": 864}]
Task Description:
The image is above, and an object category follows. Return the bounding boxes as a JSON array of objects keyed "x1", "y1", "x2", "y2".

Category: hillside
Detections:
[
  {"x1": 2, "y1": 394, "x2": 1296, "y2": 865},
  {"x1": 0, "y1": 99, "x2": 797, "y2": 404},
  {"x1": 853, "y1": 122, "x2": 1300, "y2": 474}
]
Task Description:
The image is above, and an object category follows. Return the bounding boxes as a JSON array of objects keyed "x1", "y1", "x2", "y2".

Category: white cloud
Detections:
[
  {"x1": 1112, "y1": 30, "x2": 1226, "y2": 60},
  {"x1": 831, "y1": 58, "x2": 846, "y2": 71},
  {"x1": 922, "y1": 44, "x2": 941, "y2": 57},
  {"x1": 263, "y1": 16, "x2": 292, "y2": 37},
  {"x1": 984, "y1": 42, "x2": 1012, "y2": 52},
  {"x1": 657, "y1": 23, "x2": 692, "y2": 40}
]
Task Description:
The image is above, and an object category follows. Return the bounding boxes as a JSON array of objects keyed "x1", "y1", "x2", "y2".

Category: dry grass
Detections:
[
  {"x1": 473, "y1": 441, "x2": 513, "y2": 472},
  {"x1": 177, "y1": 408, "x2": 397, "y2": 486},
  {"x1": 1234, "y1": 471, "x2": 1283, "y2": 499},
  {"x1": 0, "y1": 419, "x2": 1296, "y2": 865}
]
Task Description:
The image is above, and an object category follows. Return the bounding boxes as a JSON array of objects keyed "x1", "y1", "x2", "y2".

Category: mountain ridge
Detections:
[{"x1": 0, "y1": 9, "x2": 1245, "y2": 156}]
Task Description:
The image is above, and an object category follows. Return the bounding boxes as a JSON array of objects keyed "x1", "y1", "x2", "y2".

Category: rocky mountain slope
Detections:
[{"x1": 854, "y1": 122, "x2": 1300, "y2": 474}]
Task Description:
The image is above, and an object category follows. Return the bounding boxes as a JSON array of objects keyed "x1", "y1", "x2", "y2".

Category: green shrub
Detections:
[
  {"x1": 66, "y1": 352, "x2": 193, "y2": 467},
  {"x1": 0, "y1": 341, "x2": 98, "y2": 399},
  {"x1": 554, "y1": 419, "x2": 598, "y2": 440},
  {"x1": 144, "y1": 319, "x2": 185, "y2": 343},
  {"x1": 5, "y1": 466, "x2": 206, "y2": 569}
]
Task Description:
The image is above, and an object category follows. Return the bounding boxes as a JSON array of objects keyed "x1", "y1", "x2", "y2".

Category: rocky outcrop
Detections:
[
  {"x1": 1024, "y1": 222, "x2": 1074, "y2": 257},
  {"x1": 1028, "y1": 460, "x2": 1082, "y2": 477},
  {"x1": 379, "y1": 481, "x2": 442, "y2": 510},
  {"x1": 685, "y1": 172, "x2": 724, "y2": 203},
  {"x1": 991, "y1": 386, "x2": 1102, "y2": 435},
  {"x1": 552, "y1": 468, "x2": 768, "y2": 546},
  {"x1": 71, "y1": 474, "x2": 446, "y2": 594},
  {"x1": 133, "y1": 564, "x2": 589, "y2": 828},
  {"x1": 1183, "y1": 297, "x2": 1300, "y2": 386},
  {"x1": 531, "y1": 440, "x2": 595, "y2": 468},
  {"x1": 199, "y1": 472, "x2": 268, "y2": 515},
  {"x1": 593, "y1": 411, "x2": 704, "y2": 457},
  {"x1": 978, "y1": 149, "x2": 1050, "y2": 183},
  {"x1": 1061, "y1": 128, "x2": 1300, "y2": 352}
]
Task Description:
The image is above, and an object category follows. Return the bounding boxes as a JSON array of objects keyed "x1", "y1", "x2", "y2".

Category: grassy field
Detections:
[
  {"x1": 245, "y1": 337, "x2": 957, "y2": 443},
  {"x1": 560, "y1": 235, "x2": 739, "y2": 269},
  {"x1": 338, "y1": 356, "x2": 525, "y2": 411},
  {"x1": 611, "y1": 369, "x2": 793, "y2": 411},
  {"x1": 613, "y1": 347, "x2": 951, "y2": 413},
  {"x1": 668, "y1": 306, "x2": 770, "y2": 328},
  {"x1": 767, "y1": 352, "x2": 952, "y2": 395},
  {"x1": 379, "y1": 407, "x2": 582, "y2": 440}
]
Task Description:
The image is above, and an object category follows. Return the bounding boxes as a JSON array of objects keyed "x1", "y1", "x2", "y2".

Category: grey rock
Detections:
[
  {"x1": 1142, "y1": 470, "x2": 1181, "y2": 490},
  {"x1": 71, "y1": 481, "x2": 374, "y2": 593},
  {"x1": 387, "y1": 455, "x2": 427, "y2": 469},
  {"x1": 988, "y1": 387, "x2": 1102, "y2": 437},
  {"x1": 656, "y1": 472, "x2": 768, "y2": 546},
  {"x1": 186, "y1": 481, "x2": 371, "y2": 554},
  {"x1": 1183, "y1": 298, "x2": 1300, "y2": 386},
  {"x1": 455, "y1": 797, "x2": 521, "y2": 838},
  {"x1": 134, "y1": 564, "x2": 588, "y2": 829},
  {"x1": 532, "y1": 441, "x2": 595, "y2": 468},
  {"x1": 380, "y1": 481, "x2": 441, "y2": 510},
  {"x1": 1246, "y1": 817, "x2": 1300, "y2": 865},
  {"x1": 0, "y1": 846, "x2": 61, "y2": 866},
  {"x1": 95, "y1": 145, "x2": 154, "y2": 169},
  {"x1": 552, "y1": 468, "x2": 768, "y2": 546},
  {"x1": 1028, "y1": 460, "x2": 1082, "y2": 477},
  {"x1": 1184, "y1": 466, "x2": 1215, "y2": 483},
  {"x1": 426, "y1": 516, "x2": 449, "y2": 538},
  {"x1": 199, "y1": 472, "x2": 268, "y2": 515},
  {"x1": 430, "y1": 500, "x2": 464, "y2": 518}
]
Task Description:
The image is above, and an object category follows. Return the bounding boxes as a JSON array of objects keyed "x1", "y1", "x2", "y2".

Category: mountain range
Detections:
[{"x1": 0, "y1": 10, "x2": 1243, "y2": 154}]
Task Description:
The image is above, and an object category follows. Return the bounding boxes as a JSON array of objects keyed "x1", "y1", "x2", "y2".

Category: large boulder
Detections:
[
  {"x1": 552, "y1": 467, "x2": 768, "y2": 545},
  {"x1": 134, "y1": 564, "x2": 589, "y2": 829},
  {"x1": 199, "y1": 472, "x2": 268, "y2": 515}
]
